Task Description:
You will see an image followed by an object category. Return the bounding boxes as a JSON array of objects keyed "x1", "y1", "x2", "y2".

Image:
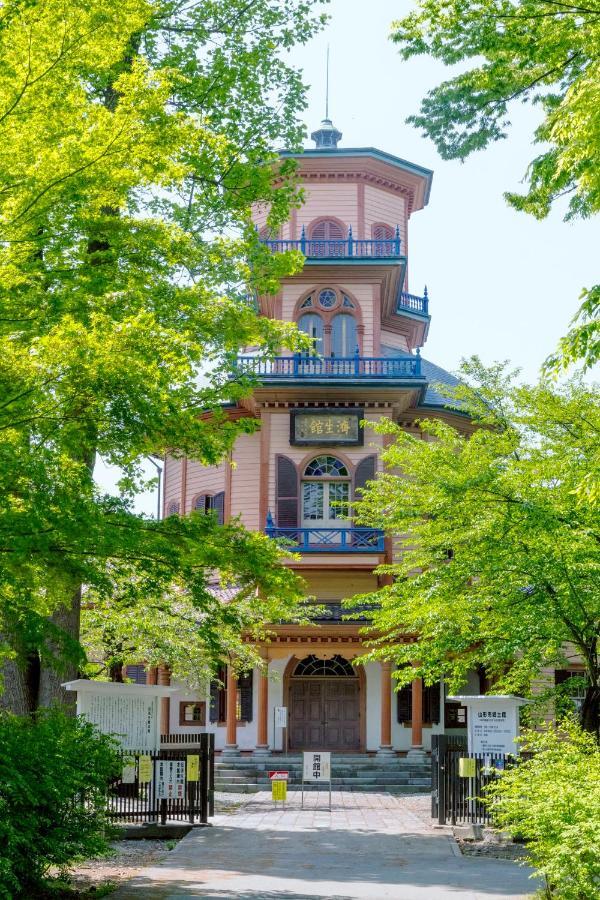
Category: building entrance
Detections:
[{"x1": 288, "y1": 655, "x2": 361, "y2": 751}]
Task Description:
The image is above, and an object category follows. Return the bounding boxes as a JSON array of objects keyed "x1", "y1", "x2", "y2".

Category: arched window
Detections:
[
  {"x1": 298, "y1": 312, "x2": 324, "y2": 355},
  {"x1": 331, "y1": 313, "x2": 357, "y2": 357},
  {"x1": 166, "y1": 501, "x2": 180, "y2": 517},
  {"x1": 302, "y1": 455, "x2": 350, "y2": 529},
  {"x1": 293, "y1": 655, "x2": 356, "y2": 677}
]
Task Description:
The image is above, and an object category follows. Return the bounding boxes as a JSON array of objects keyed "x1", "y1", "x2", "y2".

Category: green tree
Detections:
[
  {"x1": 352, "y1": 360, "x2": 600, "y2": 737},
  {"x1": 390, "y1": 0, "x2": 600, "y2": 371},
  {"x1": 487, "y1": 721, "x2": 600, "y2": 899},
  {"x1": 0, "y1": 0, "x2": 325, "y2": 712}
]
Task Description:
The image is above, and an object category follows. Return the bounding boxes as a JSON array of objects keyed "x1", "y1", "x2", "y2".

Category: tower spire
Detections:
[
  {"x1": 311, "y1": 45, "x2": 342, "y2": 150},
  {"x1": 325, "y1": 44, "x2": 329, "y2": 120}
]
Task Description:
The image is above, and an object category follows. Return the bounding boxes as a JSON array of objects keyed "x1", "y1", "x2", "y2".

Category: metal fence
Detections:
[
  {"x1": 431, "y1": 735, "x2": 513, "y2": 826},
  {"x1": 108, "y1": 734, "x2": 214, "y2": 825}
]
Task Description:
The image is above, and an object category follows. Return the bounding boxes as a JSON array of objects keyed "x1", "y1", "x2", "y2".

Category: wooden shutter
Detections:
[
  {"x1": 276, "y1": 455, "x2": 298, "y2": 527},
  {"x1": 354, "y1": 455, "x2": 376, "y2": 500},
  {"x1": 209, "y1": 680, "x2": 219, "y2": 722},
  {"x1": 193, "y1": 494, "x2": 207, "y2": 512},
  {"x1": 213, "y1": 491, "x2": 225, "y2": 525},
  {"x1": 311, "y1": 219, "x2": 344, "y2": 240},
  {"x1": 397, "y1": 682, "x2": 412, "y2": 723},
  {"x1": 423, "y1": 682, "x2": 441, "y2": 724},
  {"x1": 373, "y1": 224, "x2": 393, "y2": 240},
  {"x1": 239, "y1": 671, "x2": 253, "y2": 721}
]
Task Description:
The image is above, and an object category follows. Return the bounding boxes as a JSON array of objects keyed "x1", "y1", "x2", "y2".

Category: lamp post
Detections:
[{"x1": 147, "y1": 456, "x2": 163, "y2": 520}]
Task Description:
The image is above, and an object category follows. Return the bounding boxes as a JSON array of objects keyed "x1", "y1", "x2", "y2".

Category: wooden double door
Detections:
[{"x1": 289, "y1": 678, "x2": 361, "y2": 751}]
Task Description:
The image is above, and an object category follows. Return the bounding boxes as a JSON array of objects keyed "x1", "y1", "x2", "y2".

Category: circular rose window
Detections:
[{"x1": 318, "y1": 289, "x2": 337, "y2": 309}]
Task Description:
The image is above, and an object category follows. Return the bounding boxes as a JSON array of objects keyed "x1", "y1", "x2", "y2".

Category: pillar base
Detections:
[
  {"x1": 252, "y1": 745, "x2": 271, "y2": 758},
  {"x1": 221, "y1": 744, "x2": 240, "y2": 756},
  {"x1": 407, "y1": 747, "x2": 426, "y2": 759},
  {"x1": 377, "y1": 745, "x2": 396, "y2": 757}
]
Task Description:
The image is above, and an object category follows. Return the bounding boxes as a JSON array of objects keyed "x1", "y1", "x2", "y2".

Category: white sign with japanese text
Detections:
[
  {"x1": 156, "y1": 759, "x2": 186, "y2": 800},
  {"x1": 274, "y1": 707, "x2": 288, "y2": 728},
  {"x1": 448, "y1": 695, "x2": 530, "y2": 757},
  {"x1": 303, "y1": 751, "x2": 331, "y2": 782}
]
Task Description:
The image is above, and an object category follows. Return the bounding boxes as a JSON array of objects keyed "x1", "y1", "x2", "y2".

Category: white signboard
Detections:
[
  {"x1": 156, "y1": 759, "x2": 186, "y2": 800},
  {"x1": 303, "y1": 751, "x2": 331, "y2": 782},
  {"x1": 87, "y1": 693, "x2": 157, "y2": 751},
  {"x1": 274, "y1": 706, "x2": 288, "y2": 728},
  {"x1": 448, "y1": 695, "x2": 530, "y2": 757},
  {"x1": 62, "y1": 680, "x2": 176, "y2": 751}
]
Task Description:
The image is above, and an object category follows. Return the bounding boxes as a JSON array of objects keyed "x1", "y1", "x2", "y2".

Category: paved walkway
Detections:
[{"x1": 113, "y1": 791, "x2": 537, "y2": 900}]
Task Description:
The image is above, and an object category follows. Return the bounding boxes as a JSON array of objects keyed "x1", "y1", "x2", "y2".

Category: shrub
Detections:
[
  {"x1": 0, "y1": 709, "x2": 121, "y2": 898},
  {"x1": 486, "y1": 720, "x2": 600, "y2": 899}
]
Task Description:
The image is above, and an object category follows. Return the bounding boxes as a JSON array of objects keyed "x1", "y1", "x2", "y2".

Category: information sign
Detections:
[
  {"x1": 448, "y1": 695, "x2": 531, "y2": 757},
  {"x1": 268, "y1": 771, "x2": 289, "y2": 781},
  {"x1": 122, "y1": 763, "x2": 136, "y2": 784},
  {"x1": 272, "y1": 780, "x2": 287, "y2": 802},
  {"x1": 459, "y1": 757, "x2": 476, "y2": 778},
  {"x1": 187, "y1": 755, "x2": 200, "y2": 782},
  {"x1": 138, "y1": 755, "x2": 153, "y2": 784},
  {"x1": 301, "y1": 752, "x2": 331, "y2": 810},
  {"x1": 303, "y1": 751, "x2": 331, "y2": 782},
  {"x1": 156, "y1": 759, "x2": 186, "y2": 800},
  {"x1": 274, "y1": 707, "x2": 288, "y2": 728}
]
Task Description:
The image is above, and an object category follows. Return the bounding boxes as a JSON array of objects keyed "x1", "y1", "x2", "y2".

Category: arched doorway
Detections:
[{"x1": 286, "y1": 655, "x2": 363, "y2": 751}]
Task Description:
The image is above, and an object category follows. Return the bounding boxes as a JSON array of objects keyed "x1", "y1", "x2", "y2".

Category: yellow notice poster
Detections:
[
  {"x1": 187, "y1": 755, "x2": 200, "y2": 782},
  {"x1": 272, "y1": 780, "x2": 287, "y2": 802},
  {"x1": 459, "y1": 757, "x2": 476, "y2": 778},
  {"x1": 138, "y1": 756, "x2": 152, "y2": 783}
]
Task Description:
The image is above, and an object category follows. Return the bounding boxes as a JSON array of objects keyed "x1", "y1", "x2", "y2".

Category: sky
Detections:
[{"x1": 96, "y1": 0, "x2": 599, "y2": 515}]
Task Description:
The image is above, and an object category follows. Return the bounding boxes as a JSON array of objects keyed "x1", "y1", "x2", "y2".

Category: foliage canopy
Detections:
[
  {"x1": 0, "y1": 0, "x2": 326, "y2": 709},
  {"x1": 487, "y1": 721, "x2": 600, "y2": 899},
  {"x1": 352, "y1": 359, "x2": 600, "y2": 736},
  {"x1": 390, "y1": 0, "x2": 600, "y2": 370}
]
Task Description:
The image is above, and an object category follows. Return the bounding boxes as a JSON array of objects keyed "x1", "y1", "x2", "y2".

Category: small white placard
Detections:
[
  {"x1": 156, "y1": 759, "x2": 186, "y2": 800},
  {"x1": 121, "y1": 764, "x2": 136, "y2": 784},
  {"x1": 274, "y1": 706, "x2": 288, "y2": 728},
  {"x1": 448, "y1": 695, "x2": 530, "y2": 756},
  {"x1": 303, "y1": 751, "x2": 331, "y2": 782}
]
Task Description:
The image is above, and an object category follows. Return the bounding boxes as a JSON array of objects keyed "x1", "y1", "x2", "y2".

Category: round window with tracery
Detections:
[{"x1": 318, "y1": 289, "x2": 337, "y2": 309}]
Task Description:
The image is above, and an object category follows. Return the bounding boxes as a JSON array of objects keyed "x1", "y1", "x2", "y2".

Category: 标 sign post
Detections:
[{"x1": 301, "y1": 751, "x2": 331, "y2": 810}]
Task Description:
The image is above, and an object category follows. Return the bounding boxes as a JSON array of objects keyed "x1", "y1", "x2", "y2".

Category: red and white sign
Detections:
[{"x1": 268, "y1": 771, "x2": 289, "y2": 781}]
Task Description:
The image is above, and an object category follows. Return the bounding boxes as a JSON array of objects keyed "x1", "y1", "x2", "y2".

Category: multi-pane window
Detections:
[{"x1": 301, "y1": 456, "x2": 350, "y2": 529}]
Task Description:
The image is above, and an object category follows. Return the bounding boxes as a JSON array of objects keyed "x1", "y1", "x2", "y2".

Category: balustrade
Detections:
[{"x1": 233, "y1": 352, "x2": 422, "y2": 380}]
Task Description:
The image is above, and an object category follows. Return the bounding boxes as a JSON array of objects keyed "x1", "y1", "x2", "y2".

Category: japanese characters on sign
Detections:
[
  {"x1": 271, "y1": 780, "x2": 287, "y2": 802},
  {"x1": 303, "y1": 751, "x2": 331, "y2": 782},
  {"x1": 290, "y1": 409, "x2": 364, "y2": 446},
  {"x1": 87, "y1": 693, "x2": 157, "y2": 751},
  {"x1": 156, "y1": 760, "x2": 186, "y2": 800},
  {"x1": 138, "y1": 755, "x2": 153, "y2": 784},
  {"x1": 449, "y1": 695, "x2": 529, "y2": 757},
  {"x1": 268, "y1": 771, "x2": 289, "y2": 781},
  {"x1": 274, "y1": 707, "x2": 288, "y2": 728},
  {"x1": 186, "y1": 755, "x2": 200, "y2": 782}
]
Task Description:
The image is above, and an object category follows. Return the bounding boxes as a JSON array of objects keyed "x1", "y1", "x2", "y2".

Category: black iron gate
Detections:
[
  {"x1": 432, "y1": 734, "x2": 511, "y2": 826},
  {"x1": 108, "y1": 734, "x2": 215, "y2": 825}
]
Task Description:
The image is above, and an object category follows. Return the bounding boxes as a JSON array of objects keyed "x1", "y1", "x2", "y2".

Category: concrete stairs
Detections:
[{"x1": 214, "y1": 754, "x2": 431, "y2": 794}]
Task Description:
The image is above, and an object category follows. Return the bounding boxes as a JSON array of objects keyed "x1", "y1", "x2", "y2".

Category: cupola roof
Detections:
[{"x1": 311, "y1": 117, "x2": 342, "y2": 150}]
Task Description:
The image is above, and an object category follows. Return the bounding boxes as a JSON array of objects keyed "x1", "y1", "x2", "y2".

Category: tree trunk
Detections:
[
  {"x1": 0, "y1": 654, "x2": 38, "y2": 716},
  {"x1": 37, "y1": 584, "x2": 82, "y2": 712}
]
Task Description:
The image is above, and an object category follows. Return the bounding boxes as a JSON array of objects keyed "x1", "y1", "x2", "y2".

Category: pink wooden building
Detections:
[{"x1": 158, "y1": 120, "x2": 486, "y2": 756}]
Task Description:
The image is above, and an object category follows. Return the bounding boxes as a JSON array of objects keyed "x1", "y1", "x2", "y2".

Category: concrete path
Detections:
[{"x1": 112, "y1": 791, "x2": 537, "y2": 900}]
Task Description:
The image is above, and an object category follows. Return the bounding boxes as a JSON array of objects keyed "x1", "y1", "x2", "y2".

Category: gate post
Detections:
[
  {"x1": 199, "y1": 734, "x2": 209, "y2": 825},
  {"x1": 438, "y1": 735, "x2": 447, "y2": 826},
  {"x1": 209, "y1": 733, "x2": 215, "y2": 818}
]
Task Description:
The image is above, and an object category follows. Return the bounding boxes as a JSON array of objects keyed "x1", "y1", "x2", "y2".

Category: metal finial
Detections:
[
  {"x1": 325, "y1": 45, "x2": 330, "y2": 120},
  {"x1": 424, "y1": 284, "x2": 428, "y2": 297}
]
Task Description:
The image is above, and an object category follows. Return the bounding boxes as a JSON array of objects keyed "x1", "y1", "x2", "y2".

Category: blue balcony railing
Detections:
[
  {"x1": 233, "y1": 351, "x2": 422, "y2": 380},
  {"x1": 265, "y1": 524, "x2": 385, "y2": 553},
  {"x1": 261, "y1": 225, "x2": 401, "y2": 260},
  {"x1": 399, "y1": 289, "x2": 429, "y2": 316}
]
